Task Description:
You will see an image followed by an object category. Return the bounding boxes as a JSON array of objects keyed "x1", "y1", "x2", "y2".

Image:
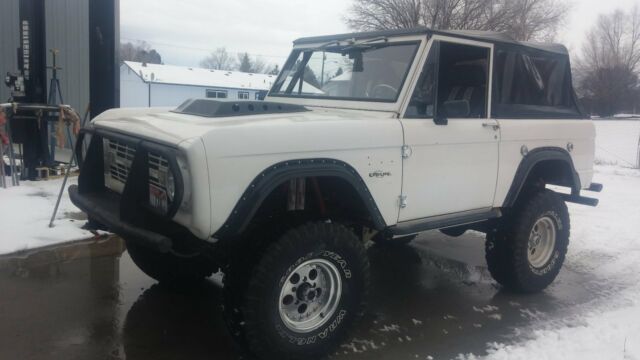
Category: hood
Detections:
[{"x1": 91, "y1": 104, "x2": 395, "y2": 146}]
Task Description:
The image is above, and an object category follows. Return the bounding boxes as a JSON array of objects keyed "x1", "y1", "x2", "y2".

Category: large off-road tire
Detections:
[
  {"x1": 223, "y1": 222, "x2": 369, "y2": 360},
  {"x1": 485, "y1": 189, "x2": 570, "y2": 293},
  {"x1": 125, "y1": 238, "x2": 215, "y2": 286}
]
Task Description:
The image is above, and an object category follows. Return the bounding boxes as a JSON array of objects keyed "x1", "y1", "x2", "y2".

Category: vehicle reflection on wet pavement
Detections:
[{"x1": 0, "y1": 231, "x2": 600, "y2": 360}]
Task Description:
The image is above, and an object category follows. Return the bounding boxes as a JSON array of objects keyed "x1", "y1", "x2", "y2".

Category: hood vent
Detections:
[{"x1": 172, "y1": 98, "x2": 309, "y2": 118}]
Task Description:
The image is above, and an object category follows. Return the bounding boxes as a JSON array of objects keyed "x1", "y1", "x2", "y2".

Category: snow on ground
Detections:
[
  {"x1": 613, "y1": 114, "x2": 640, "y2": 119},
  {"x1": 0, "y1": 176, "x2": 97, "y2": 255},
  {"x1": 594, "y1": 120, "x2": 640, "y2": 167},
  {"x1": 460, "y1": 122, "x2": 640, "y2": 359}
]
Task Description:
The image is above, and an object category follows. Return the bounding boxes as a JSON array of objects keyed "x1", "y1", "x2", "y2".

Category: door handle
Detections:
[{"x1": 482, "y1": 122, "x2": 500, "y2": 131}]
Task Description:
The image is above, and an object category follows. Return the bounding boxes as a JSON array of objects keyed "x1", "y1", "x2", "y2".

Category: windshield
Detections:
[{"x1": 269, "y1": 42, "x2": 419, "y2": 102}]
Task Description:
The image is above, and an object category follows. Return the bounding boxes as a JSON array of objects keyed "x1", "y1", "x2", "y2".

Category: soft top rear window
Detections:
[{"x1": 492, "y1": 45, "x2": 584, "y2": 119}]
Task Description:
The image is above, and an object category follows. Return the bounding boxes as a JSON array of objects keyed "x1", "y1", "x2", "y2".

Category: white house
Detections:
[{"x1": 120, "y1": 61, "x2": 277, "y2": 108}]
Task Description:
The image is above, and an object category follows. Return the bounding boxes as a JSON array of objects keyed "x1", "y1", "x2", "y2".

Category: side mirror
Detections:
[
  {"x1": 442, "y1": 100, "x2": 470, "y2": 118},
  {"x1": 433, "y1": 116, "x2": 448, "y2": 126}
]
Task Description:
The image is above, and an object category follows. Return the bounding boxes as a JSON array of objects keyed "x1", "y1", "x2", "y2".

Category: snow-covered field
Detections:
[
  {"x1": 0, "y1": 176, "x2": 97, "y2": 255},
  {"x1": 594, "y1": 120, "x2": 640, "y2": 167}
]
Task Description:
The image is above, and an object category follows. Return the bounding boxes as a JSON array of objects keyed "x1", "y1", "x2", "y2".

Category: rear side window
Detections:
[{"x1": 492, "y1": 47, "x2": 583, "y2": 118}]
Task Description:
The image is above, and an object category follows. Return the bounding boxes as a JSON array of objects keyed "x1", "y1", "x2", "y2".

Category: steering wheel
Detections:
[{"x1": 370, "y1": 83, "x2": 398, "y2": 99}]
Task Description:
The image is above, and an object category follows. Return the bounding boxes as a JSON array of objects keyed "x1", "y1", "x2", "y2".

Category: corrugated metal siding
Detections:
[
  {"x1": 0, "y1": 0, "x2": 89, "y2": 113},
  {"x1": 46, "y1": 0, "x2": 90, "y2": 115},
  {"x1": 0, "y1": 0, "x2": 20, "y2": 103}
]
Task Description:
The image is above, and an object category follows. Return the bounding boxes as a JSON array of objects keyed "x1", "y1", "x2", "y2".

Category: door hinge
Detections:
[
  {"x1": 399, "y1": 195, "x2": 408, "y2": 209},
  {"x1": 402, "y1": 145, "x2": 412, "y2": 159}
]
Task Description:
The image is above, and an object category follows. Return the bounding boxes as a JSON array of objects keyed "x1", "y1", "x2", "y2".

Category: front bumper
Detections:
[
  {"x1": 69, "y1": 185, "x2": 172, "y2": 252},
  {"x1": 70, "y1": 127, "x2": 190, "y2": 253}
]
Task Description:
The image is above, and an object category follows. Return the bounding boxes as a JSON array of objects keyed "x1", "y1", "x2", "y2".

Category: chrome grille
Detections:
[
  {"x1": 103, "y1": 138, "x2": 172, "y2": 215},
  {"x1": 148, "y1": 153, "x2": 170, "y2": 189},
  {"x1": 104, "y1": 139, "x2": 136, "y2": 193}
]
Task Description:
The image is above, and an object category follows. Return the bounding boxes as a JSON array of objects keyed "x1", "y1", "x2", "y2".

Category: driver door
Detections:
[{"x1": 398, "y1": 37, "x2": 499, "y2": 222}]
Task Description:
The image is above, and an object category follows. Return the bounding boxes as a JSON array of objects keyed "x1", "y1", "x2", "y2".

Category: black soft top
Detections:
[{"x1": 294, "y1": 27, "x2": 568, "y2": 56}]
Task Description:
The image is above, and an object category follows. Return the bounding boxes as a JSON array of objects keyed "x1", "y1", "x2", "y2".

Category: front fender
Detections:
[
  {"x1": 213, "y1": 158, "x2": 387, "y2": 238},
  {"x1": 201, "y1": 110, "x2": 404, "y2": 235}
]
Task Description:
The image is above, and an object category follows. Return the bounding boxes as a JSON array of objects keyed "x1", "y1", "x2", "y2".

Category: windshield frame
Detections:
[{"x1": 267, "y1": 37, "x2": 424, "y2": 107}]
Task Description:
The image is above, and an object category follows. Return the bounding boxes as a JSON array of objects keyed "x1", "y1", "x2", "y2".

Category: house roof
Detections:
[
  {"x1": 293, "y1": 27, "x2": 569, "y2": 55},
  {"x1": 122, "y1": 61, "x2": 276, "y2": 91}
]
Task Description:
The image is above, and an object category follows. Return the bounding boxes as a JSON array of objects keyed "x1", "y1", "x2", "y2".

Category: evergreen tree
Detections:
[{"x1": 238, "y1": 53, "x2": 253, "y2": 73}]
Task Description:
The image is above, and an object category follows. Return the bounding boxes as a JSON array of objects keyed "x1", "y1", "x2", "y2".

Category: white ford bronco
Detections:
[{"x1": 70, "y1": 28, "x2": 602, "y2": 359}]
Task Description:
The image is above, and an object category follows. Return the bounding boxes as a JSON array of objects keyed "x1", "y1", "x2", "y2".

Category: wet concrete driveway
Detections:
[{"x1": 0, "y1": 231, "x2": 600, "y2": 360}]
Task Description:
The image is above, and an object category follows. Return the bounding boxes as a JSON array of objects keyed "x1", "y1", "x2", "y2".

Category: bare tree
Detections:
[
  {"x1": 200, "y1": 47, "x2": 237, "y2": 71},
  {"x1": 120, "y1": 41, "x2": 163, "y2": 64},
  {"x1": 252, "y1": 57, "x2": 269, "y2": 74},
  {"x1": 502, "y1": 0, "x2": 570, "y2": 41},
  {"x1": 347, "y1": 0, "x2": 424, "y2": 30},
  {"x1": 201, "y1": 48, "x2": 274, "y2": 74},
  {"x1": 346, "y1": 0, "x2": 569, "y2": 41},
  {"x1": 267, "y1": 64, "x2": 280, "y2": 75},
  {"x1": 576, "y1": 7, "x2": 640, "y2": 116},
  {"x1": 580, "y1": 8, "x2": 640, "y2": 74}
]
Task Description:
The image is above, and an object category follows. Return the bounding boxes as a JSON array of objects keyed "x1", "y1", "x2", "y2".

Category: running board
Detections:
[{"x1": 389, "y1": 208, "x2": 501, "y2": 236}]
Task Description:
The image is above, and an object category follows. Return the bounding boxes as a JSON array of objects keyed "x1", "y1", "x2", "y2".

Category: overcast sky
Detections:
[{"x1": 120, "y1": 0, "x2": 640, "y2": 68}]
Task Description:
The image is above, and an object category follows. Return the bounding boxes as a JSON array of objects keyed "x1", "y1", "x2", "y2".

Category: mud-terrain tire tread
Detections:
[
  {"x1": 485, "y1": 227, "x2": 511, "y2": 286},
  {"x1": 224, "y1": 222, "x2": 369, "y2": 360},
  {"x1": 485, "y1": 189, "x2": 570, "y2": 293},
  {"x1": 221, "y1": 217, "x2": 308, "y2": 353}
]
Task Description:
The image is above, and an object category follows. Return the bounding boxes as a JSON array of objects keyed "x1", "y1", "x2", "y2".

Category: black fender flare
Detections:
[
  {"x1": 503, "y1": 147, "x2": 581, "y2": 208},
  {"x1": 213, "y1": 158, "x2": 387, "y2": 238}
]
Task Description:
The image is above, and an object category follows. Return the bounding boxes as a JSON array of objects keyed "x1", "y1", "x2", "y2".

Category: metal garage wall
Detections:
[
  {"x1": 0, "y1": 0, "x2": 20, "y2": 103},
  {"x1": 0, "y1": 0, "x2": 89, "y2": 114},
  {"x1": 45, "y1": 0, "x2": 90, "y2": 115}
]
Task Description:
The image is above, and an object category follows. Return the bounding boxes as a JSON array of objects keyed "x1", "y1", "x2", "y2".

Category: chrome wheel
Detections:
[
  {"x1": 278, "y1": 259, "x2": 342, "y2": 333},
  {"x1": 527, "y1": 216, "x2": 557, "y2": 268}
]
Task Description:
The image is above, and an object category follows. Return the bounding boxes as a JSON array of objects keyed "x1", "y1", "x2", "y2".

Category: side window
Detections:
[
  {"x1": 255, "y1": 91, "x2": 268, "y2": 100},
  {"x1": 206, "y1": 89, "x2": 228, "y2": 99},
  {"x1": 405, "y1": 42, "x2": 439, "y2": 118},
  {"x1": 238, "y1": 91, "x2": 250, "y2": 100},
  {"x1": 405, "y1": 41, "x2": 490, "y2": 119}
]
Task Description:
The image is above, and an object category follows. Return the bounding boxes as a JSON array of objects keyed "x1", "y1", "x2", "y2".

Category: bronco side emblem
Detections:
[{"x1": 369, "y1": 170, "x2": 391, "y2": 178}]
